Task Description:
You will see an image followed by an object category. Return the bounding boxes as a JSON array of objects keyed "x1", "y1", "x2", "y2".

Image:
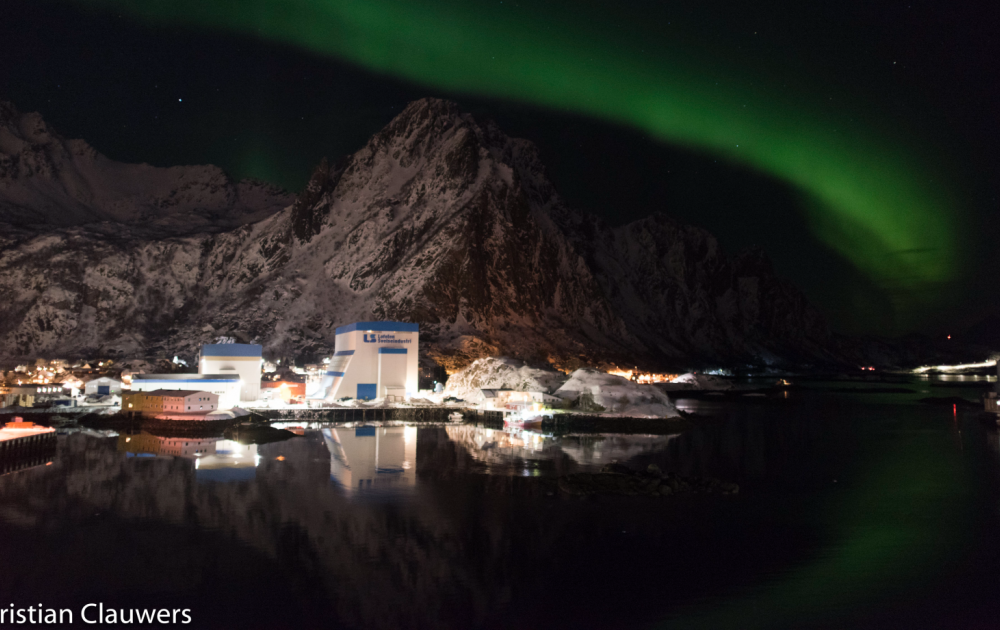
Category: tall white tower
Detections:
[{"x1": 317, "y1": 322, "x2": 419, "y2": 401}]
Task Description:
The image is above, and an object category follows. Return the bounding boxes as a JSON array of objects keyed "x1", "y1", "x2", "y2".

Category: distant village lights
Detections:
[
  {"x1": 606, "y1": 368, "x2": 680, "y2": 384},
  {"x1": 912, "y1": 359, "x2": 997, "y2": 374}
]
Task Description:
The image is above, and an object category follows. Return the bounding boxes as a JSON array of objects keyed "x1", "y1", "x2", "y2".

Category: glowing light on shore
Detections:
[{"x1": 606, "y1": 369, "x2": 679, "y2": 384}]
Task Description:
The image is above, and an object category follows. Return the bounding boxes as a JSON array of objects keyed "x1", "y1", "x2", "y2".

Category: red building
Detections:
[{"x1": 260, "y1": 380, "x2": 306, "y2": 403}]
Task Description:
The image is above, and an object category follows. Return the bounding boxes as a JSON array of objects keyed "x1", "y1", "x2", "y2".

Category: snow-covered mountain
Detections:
[
  {"x1": 0, "y1": 98, "x2": 837, "y2": 368},
  {"x1": 0, "y1": 100, "x2": 291, "y2": 234}
]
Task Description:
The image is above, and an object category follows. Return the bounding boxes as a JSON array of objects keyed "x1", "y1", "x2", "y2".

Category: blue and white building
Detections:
[
  {"x1": 317, "y1": 322, "x2": 419, "y2": 401},
  {"x1": 199, "y1": 343, "x2": 263, "y2": 402}
]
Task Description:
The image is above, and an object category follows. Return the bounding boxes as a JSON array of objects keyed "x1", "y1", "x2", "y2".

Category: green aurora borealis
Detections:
[{"x1": 78, "y1": 0, "x2": 962, "y2": 323}]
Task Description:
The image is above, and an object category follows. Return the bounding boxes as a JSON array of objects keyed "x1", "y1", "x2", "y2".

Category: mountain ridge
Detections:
[{"x1": 0, "y1": 97, "x2": 947, "y2": 370}]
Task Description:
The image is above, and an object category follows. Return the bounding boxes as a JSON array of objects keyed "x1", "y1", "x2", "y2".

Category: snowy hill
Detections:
[
  {"x1": 0, "y1": 98, "x2": 837, "y2": 369},
  {"x1": 0, "y1": 100, "x2": 291, "y2": 234},
  {"x1": 554, "y1": 369, "x2": 680, "y2": 418}
]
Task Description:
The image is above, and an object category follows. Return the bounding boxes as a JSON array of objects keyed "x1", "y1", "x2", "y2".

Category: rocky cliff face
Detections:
[
  {"x1": 568, "y1": 212, "x2": 837, "y2": 365},
  {"x1": 0, "y1": 98, "x2": 835, "y2": 369}
]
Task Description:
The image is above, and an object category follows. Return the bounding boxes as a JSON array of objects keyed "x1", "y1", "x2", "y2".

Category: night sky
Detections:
[{"x1": 1, "y1": 0, "x2": 997, "y2": 337}]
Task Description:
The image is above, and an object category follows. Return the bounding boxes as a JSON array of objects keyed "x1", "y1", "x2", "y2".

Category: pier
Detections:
[{"x1": 0, "y1": 420, "x2": 57, "y2": 474}]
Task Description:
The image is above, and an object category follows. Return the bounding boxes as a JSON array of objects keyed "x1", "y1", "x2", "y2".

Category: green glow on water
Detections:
[
  {"x1": 663, "y1": 416, "x2": 971, "y2": 628},
  {"x1": 78, "y1": 0, "x2": 961, "y2": 324}
]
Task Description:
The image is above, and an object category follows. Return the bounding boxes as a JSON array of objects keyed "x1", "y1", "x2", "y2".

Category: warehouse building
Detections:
[
  {"x1": 131, "y1": 374, "x2": 241, "y2": 409},
  {"x1": 317, "y1": 322, "x2": 419, "y2": 401},
  {"x1": 85, "y1": 377, "x2": 122, "y2": 396},
  {"x1": 199, "y1": 343, "x2": 262, "y2": 402}
]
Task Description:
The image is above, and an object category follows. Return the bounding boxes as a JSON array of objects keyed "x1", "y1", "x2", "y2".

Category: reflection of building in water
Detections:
[
  {"x1": 117, "y1": 433, "x2": 258, "y2": 481},
  {"x1": 158, "y1": 436, "x2": 223, "y2": 458},
  {"x1": 556, "y1": 434, "x2": 678, "y2": 467},
  {"x1": 323, "y1": 426, "x2": 417, "y2": 492},
  {"x1": 444, "y1": 425, "x2": 677, "y2": 469},
  {"x1": 444, "y1": 425, "x2": 559, "y2": 466},
  {"x1": 191, "y1": 439, "x2": 259, "y2": 482},
  {"x1": 117, "y1": 432, "x2": 168, "y2": 456}
]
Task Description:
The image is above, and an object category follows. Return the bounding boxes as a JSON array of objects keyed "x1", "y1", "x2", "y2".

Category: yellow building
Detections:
[{"x1": 123, "y1": 389, "x2": 219, "y2": 415}]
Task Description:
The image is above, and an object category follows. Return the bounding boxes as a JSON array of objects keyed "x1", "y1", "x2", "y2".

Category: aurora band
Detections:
[{"x1": 77, "y1": 0, "x2": 962, "y2": 323}]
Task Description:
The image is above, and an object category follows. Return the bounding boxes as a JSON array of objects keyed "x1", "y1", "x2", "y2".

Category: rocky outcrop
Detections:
[{"x1": 0, "y1": 98, "x2": 835, "y2": 369}]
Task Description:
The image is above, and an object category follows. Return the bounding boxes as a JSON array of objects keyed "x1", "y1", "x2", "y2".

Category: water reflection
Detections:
[
  {"x1": 117, "y1": 432, "x2": 259, "y2": 481},
  {"x1": 1, "y1": 399, "x2": 999, "y2": 629},
  {"x1": 323, "y1": 426, "x2": 417, "y2": 493},
  {"x1": 444, "y1": 425, "x2": 678, "y2": 473}
]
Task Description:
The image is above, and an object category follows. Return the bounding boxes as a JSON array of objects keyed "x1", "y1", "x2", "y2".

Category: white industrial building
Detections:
[
  {"x1": 84, "y1": 377, "x2": 122, "y2": 396},
  {"x1": 199, "y1": 343, "x2": 262, "y2": 402},
  {"x1": 131, "y1": 374, "x2": 241, "y2": 410},
  {"x1": 317, "y1": 322, "x2": 419, "y2": 401}
]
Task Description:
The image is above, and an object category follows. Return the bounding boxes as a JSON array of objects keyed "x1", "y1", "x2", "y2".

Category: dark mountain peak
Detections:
[
  {"x1": 366, "y1": 98, "x2": 470, "y2": 158},
  {"x1": 396, "y1": 97, "x2": 463, "y2": 124},
  {"x1": 0, "y1": 99, "x2": 293, "y2": 232},
  {"x1": 0, "y1": 99, "x2": 20, "y2": 125},
  {"x1": 0, "y1": 101, "x2": 59, "y2": 145},
  {"x1": 362, "y1": 98, "x2": 546, "y2": 182},
  {"x1": 733, "y1": 246, "x2": 774, "y2": 276}
]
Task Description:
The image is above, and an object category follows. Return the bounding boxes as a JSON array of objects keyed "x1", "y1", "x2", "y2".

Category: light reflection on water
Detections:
[{"x1": 1, "y1": 387, "x2": 1000, "y2": 628}]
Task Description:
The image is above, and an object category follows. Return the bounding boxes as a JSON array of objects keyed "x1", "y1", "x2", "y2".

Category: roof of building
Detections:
[
  {"x1": 335, "y1": 321, "x2": 419, "y2": 334},
  {"x1": 133, "y1": 389, "x2": 216, "y2": 398},
  {"x1": 201, "y1": 343, "x2": 263, "y2": 358},
  {"x1": 132, "y1": 373, "x2": 240, "y2": 381},
  {"x1": 1, "y1": 385, "x2": 41, "y2": 391}
]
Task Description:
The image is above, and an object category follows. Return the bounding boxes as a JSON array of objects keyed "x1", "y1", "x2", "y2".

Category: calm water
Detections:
[{"x1": 2, "y1": 378, "x2": 1000, "y2": 629}]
